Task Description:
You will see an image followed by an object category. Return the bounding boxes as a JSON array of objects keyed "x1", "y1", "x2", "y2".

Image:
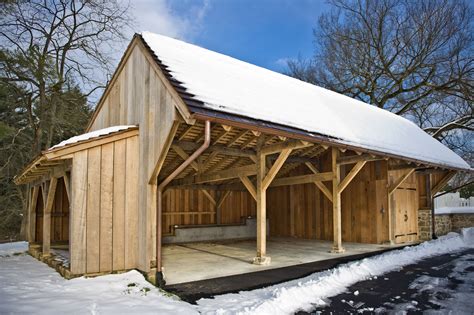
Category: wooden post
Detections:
[
  {"x1": 43, "y1": 177, "x2": 58, "y2": 256},
  {"x1": 28, "y1": 186, "x2": 39, "y2": 243},
  {"x1": 331, "y1": 148, "x2": 345, "y2": 253},
  {"x1": 426, "y1": 174, "x2": 435, "y2": 239},
  {"x1": 254, "y1": 147, "x2": 270, "y2": 265}
]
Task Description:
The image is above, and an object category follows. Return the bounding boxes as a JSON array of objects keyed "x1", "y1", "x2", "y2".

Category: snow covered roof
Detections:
[
  {"x1": 140, "y1": 32, "x2": 470, "y2": 171},
  {"x1": 14, "y1": 126, "x2": 138, "y2": 185},
  {"x1": 50, "y1": 125, "x2": 136, "y2": 150}
]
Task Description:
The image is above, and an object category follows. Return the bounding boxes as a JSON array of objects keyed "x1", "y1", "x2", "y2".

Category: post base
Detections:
[
  {"x1": 330, "y1": 246, "x2": 345, "y2": 253},
  {"x1": 155, "y1": 271, "x2": 166, "y2": 288},
  {"x1": 252, "y1": 256, "x2": 271, "y2": 265}
]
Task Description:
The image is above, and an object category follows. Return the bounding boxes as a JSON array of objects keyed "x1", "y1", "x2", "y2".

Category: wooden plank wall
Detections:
[
  {"x1": 70, "y1": 135, "x2": 139, "y2": 275},
  {"x1": 87, "y1": 43, "x2": 179, "y2": 272},
  {"x1": 162, "y1": 190, "x2": 256, "y2": 234},
  {"x1": 267, "y1": 158, "x2": 390, "y2": 244}
]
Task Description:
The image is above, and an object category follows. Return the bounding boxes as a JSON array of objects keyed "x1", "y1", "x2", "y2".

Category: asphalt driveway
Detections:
[{"x1": 298, "y1": 248, "x2": 474, "y2": 314}]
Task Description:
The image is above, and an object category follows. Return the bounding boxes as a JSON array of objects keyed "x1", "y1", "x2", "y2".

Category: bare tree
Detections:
[
  {"x1": 288, "y1": 0, "x2": 473, "y2": 158},
  {"x1": 0, "y1": 0, "x2": 132, "y2": 240},
  {"x1": 0, "y1": 0, "x2": 132, "y2": 151}
]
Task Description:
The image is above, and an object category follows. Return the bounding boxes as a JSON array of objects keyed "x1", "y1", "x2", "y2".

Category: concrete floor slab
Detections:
[{"x1": 162, "y1": 237, "x2": 401, "y2": 285}]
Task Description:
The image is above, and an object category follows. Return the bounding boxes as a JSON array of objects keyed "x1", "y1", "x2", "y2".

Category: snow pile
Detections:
[
  {"x1": 1, "y1": 229, "x2": 473, "y2": 314},
  {"x1": 49, "y1": 125, "x2": 136, "y2": 150},
  {"x1": 0, "y1": 241, "x2": 27, "y2": 257},
  {"x1": 0, "y1": 244, "x2": 196, "y2": 315},
  {"x1": 141, "y1": 32, "x2": 469, "y2": 170},
  {"x1": 435, "y1": 206, "x2": 474, "y2": 215},
  {"x1": 196, "y1": 228, "x2": 474, "y2": 314}
]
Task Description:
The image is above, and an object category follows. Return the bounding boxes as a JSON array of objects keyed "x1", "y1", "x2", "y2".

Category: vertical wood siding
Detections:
[
  {"x1": 87, "y1": 44, "x2": 179, "y2": 272},
  {"x1": 70, "y1": 136, "x2": 139, "y2": 275}
]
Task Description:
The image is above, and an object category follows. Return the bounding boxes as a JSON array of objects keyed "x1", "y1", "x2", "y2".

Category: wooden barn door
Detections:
[{"x1": 393, "y1": 186, "x2": 418, "y2": 244}]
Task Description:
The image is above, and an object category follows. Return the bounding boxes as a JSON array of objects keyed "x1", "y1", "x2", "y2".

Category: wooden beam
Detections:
[
  {"x1": 337, "y1": 154, "x2": 383, "y2": 165},
  {"x1": 338, "y1": 160, "x2": 367, "y2": 194},
  {"x1": 173, "y1": 141, "x2": 256, "y2": 159},
  {"x1": 262, "y1": 149, "x2": 292, "y2": 189},
  {"x1": 63, "y1": 174, "x2": 70, "y2": 201},
  {"x1": 331, "y1": 148, "x2": 344, "y2": 253},
  {"x1": 178, "y1": 125, "x2": 195, "y2": 141},
  {"x1": 172, "y1": 164, "x2": 256, "y2": 185},
  {"x1": 172, "y1": 145, "x2": 199, "y2": 171},
  {"x1": 431, "y1": 171, "x2": 456, "y2": 196},
  {"x1": 305, "y1": 162, "x2": 333, "y2": 202},
  {"x1": 270, "y1": 172, "x2": 333, "y2": 187},
  {"x1": 388, "y1": 168, "x2": 415, "y2": 195},
  {"x1": 227, "y1": 130, "x2": 248, "y2": 147},
  {"x1": 28, "y1": 186, "x2": 39, "y2": 243},
  {"x1": 261, "y1": 140, "x2": 312, "y2": 155},
  {"x1": 217, "y1": 190, "x2": 231, "y2": 209},
  {"x1": 43, "y1": 177, "x2": 58, "y2": 256},
  {"x1": 239, "y1": 175, "x2": 257, "y2": 201},
  {"x1": 201, "y1": 190, "x2": 217, "y2": 206},
  {"x1": 213, "y1": 126, "x2": 233, "y2": 145}
]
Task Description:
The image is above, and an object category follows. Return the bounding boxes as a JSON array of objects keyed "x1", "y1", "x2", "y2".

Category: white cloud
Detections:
[{"x1": 129, "y1": 0, "x2": 211, "y2": 41}]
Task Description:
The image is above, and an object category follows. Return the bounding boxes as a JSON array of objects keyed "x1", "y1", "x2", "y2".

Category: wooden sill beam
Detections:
[{"x1": 338, "y1": 160, "x2": 367, "y2": 194}]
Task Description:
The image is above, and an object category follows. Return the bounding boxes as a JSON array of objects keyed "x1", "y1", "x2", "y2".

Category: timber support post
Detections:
[
  {"x1": 253, "y1": 139, "x2": 294, "y2": 265},
  {"x1": 43, "y1": 177, "x2": 58, "y2": 257},
  {"x1": 28, "y1": 186, "x2": 39, "y2": 243},
  {"x1": 254, "y1": 145, "x2": 270, "y2": 265},
  {"x1": 331, "y1": 148, "x2": 344, "y2": 253}
]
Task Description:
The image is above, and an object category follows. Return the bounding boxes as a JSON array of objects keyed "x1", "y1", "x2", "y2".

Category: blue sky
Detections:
[{"x1": 132, "y1": 0, "x2": 331, "y2": 72}]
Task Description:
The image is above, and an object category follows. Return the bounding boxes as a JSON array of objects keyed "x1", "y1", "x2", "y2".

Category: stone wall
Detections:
[
  {"x1": 451, "y1": 214, "x2": 474, "y2": 232},
  {"x1": 418, "y1": 209, "x2": 433, "y2": 241},
  {"x1": 434, "y1": 213, "x2": 474, "y2": 237},
  {"x1": 435, "y1": 215, "x2": 452, "y2": 236}
]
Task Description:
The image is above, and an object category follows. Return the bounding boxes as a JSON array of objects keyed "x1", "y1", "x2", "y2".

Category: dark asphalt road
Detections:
[{"x1": 298, "y1": 248, "x2": 474, "y2": 314}]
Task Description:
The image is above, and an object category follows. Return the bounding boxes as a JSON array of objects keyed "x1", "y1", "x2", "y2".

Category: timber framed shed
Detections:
[{"x1": 15, "y1": 32, "x2": 471, "y2": 286}]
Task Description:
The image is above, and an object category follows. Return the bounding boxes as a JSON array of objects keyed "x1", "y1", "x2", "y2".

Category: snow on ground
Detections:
[
  {"x1": 435, "y1": 206, "x2": 474, "y2": 215},
  {"x1": 0, "y1": 243, "x2": 196, "y2": 314},
  {"x1": 196, "y1": 228, "x2": 474, "y2": 314},
  {"x1": 1, "y1": 229, "x2": 473, "y2": 314}
]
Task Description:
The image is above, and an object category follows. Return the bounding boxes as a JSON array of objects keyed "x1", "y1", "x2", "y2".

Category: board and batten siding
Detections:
[
  {"x1": 162, "y1": 189, "x2": 256, "y2": 235},
  {"x1": 267, "y1": 157, "x2": 391, "y2": 244},
  {"x1": 70, "y1": 135, "x2": 139, "y2": 275},
  {"x1": 87, "y1": 42, "x2": 180, "y2": 272}
]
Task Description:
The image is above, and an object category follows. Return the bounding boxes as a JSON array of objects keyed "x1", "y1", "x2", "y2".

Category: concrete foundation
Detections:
[
  {"x1": 162, "y1": 237, "x2": 402, "y2": 285},
  {"x1": 163, "y1": 218, "x2": 268, "y2": 244}
]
